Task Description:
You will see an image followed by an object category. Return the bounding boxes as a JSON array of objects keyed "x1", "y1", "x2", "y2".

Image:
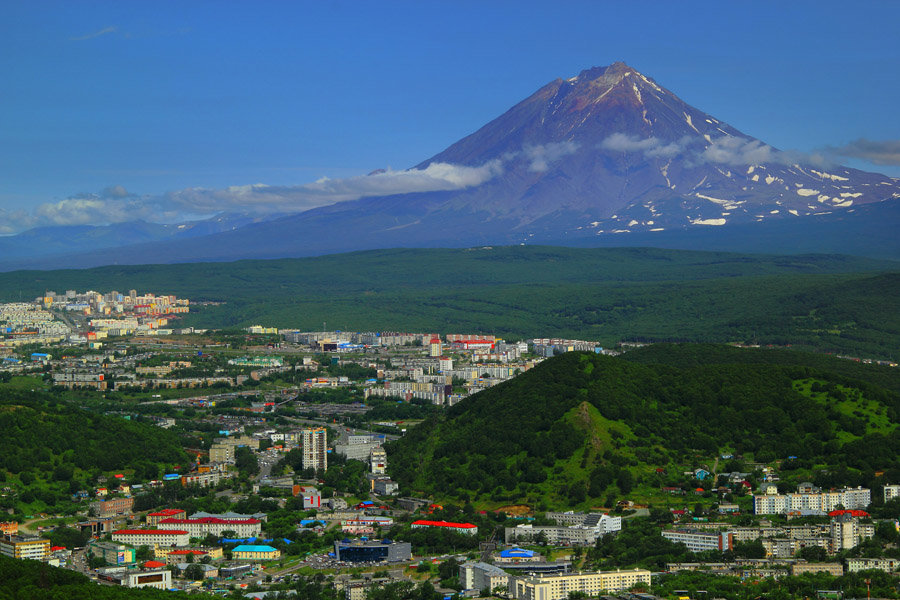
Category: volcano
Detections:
[{"x1": 4, "y1": 62, "x2": 898, "y2": 269}]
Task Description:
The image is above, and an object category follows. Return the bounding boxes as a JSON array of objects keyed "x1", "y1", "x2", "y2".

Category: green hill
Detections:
[
  {"x1": 385, "y1": 345, "x2": 900, "y2": 509},
  {"x1": 0, "y1": 246, "x2": 897, "y2": 359},
  {"x1": 0, "y1": 390, "x2": 188, "y2": 513}
]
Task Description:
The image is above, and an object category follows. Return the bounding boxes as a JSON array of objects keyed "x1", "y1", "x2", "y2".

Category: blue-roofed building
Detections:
[
  {"x1": 500, "y1": 547, "x2": 535, "y2": 560},
  {"x1": 232, "y1": 545, "x2": 280, "y2": 560}
]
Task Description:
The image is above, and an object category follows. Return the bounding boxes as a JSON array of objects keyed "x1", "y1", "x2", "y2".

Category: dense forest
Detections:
[
  {"x1": 0, "y1": 554, "x2": 213, "y2": 600},
  {"x1": 387, "y1": 345, "x2": 900, "y2": 507},
  {"x1": 0, "y1": 246, "x2": 897, "y2": 359},
  {"x1": 0, "y1": 390, "x2": 188, "y2": 512}
]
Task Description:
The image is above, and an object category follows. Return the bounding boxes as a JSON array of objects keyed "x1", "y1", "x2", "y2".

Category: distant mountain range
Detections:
[{"x1": 2, "y1": 62, "x2": 898, "y2": 270}]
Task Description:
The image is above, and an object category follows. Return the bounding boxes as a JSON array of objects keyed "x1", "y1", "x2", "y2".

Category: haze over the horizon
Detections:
[{"x1": 2, "y1": 1, "x2": 899, "y2": 233}]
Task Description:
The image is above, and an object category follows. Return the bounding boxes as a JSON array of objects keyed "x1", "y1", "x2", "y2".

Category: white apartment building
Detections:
[
  {"x1": 513, "y1": 569, "x2": 651, "y2": 600},
  {"x1": 753, "y1": 487, "x2": 871, "y2": 515},
  {"x1": 505, "y1": 514, "x2": 621, "y2": 546},
  {"x1": 156, "y1": 517, "x2": 261, "y2": 538},
  {"x1": 662, "y1": 530, "x2": 734, "y2": 553},
  {"x1": 847, "y1": 557, "x2": 900, "y2": 573},
  {"x1": 112, "y1": 529, "x2": 190, "y2": 547},
  {"x1": 302, "y1": 427, "x2": 327, "y2": 471},
  {"x1": 461, "y1": 562, "x2": 509, "y2": 593},
  {"x1": 884, "y1": 484, "x2": 900, "y2": 503}
]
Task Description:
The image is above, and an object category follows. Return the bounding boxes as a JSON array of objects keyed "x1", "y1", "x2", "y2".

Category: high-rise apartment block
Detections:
[{"x1": 302, "y1": 427, "x2": 328, "y2": 471}]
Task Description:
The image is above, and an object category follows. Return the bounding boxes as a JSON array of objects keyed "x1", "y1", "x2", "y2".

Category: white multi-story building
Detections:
[
  {"x1": 0, "y1": 535, "x2": 50, "y2": 561},
  {"x1": 156, "y1": 517, "x2": 261, "y2": 538},
  {"x1": 884, "y1": 484, "x2": 900, "y2": 503},
  {"x1": 461, "y1": 562, "x2": 509, "y2": 594},
  {"x1": 505, "y1": 514, "x2": 621, "y2": 546},
  {"x1": 847, "y1": 557, "x2": 900, "y2": 573},
  {"x1": 753, "y1": 487, "x2": 870, "y2": 515},
  {"x1": 662, "y1": 529, "x2": 734, "y2": 553},
  {"x1": 121, "y1": 569, "x2": 172, "y2": 589},
  {"x1": 112, "y1": 529, "x2": 190, "y2": 547},
  {"x1": 513, "y1": 569, "x2": 651, "y2": 600},
  {"x1": 301, "y1": 427, "x2": 327, "y2": 471},
  {"x1": 830, "y1": 515, "x2": 875, "y2": 552}
]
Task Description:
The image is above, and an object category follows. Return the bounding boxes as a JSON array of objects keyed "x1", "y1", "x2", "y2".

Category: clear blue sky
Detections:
[{"x1": 2, "y1": 1, "x2": 899, "y2": 231}]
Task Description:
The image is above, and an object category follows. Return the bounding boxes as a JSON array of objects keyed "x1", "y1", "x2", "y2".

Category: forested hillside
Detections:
[
  {"x1": 386, "y1": 346, "x2": 900, "y2": 508},
  {"x1": 0, "y1": 390, "x2": 188, "y2": 512},
  {"x1": 0, "y1": 246, "x2": 896, "y2": 358}
]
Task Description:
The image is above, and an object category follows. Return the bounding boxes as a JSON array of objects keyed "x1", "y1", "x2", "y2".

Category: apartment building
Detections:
[
  {"x1": 884, "y1": 484, "x2": 900, "y2": 503},
  {"x1": 662, "y1": 529, "x2": 734, "y2": 553},
  {"x1": 112, "y1": 529, "x2": 190, "y2": 547},
  {"x1": 505, "y1": 514, "x2": 621, "y2": 547},
  {"x1": 753, "y1": 487, "x2": 870, "y2": 515},
  {"x1": 156, "y1": 517, "x2": 261, "y2": 538},
  {"x1": 0, "y1": 535, "x2": 50, "y2": 561},
  {"x1": 301, "y1": 427, "x2": 328, "y2": 471},
  {"x1": 847, "y1": 557, "x2": 900, "y2": 573},
  {"x1": 461, "y1": 561, "x2": 509, "y2": 593},
  {"x1": 146, "y1": 509, "x2": 186, "y2": 526},
  {"x1": 513, "y1": 569, "x2": 652, "y2": 600},
  {"x1": 791, "y1": 563, "x2": 844, "y2": 577},
  {"x1": 90, "y1": 497, "x2": 134, "y2": 518}
]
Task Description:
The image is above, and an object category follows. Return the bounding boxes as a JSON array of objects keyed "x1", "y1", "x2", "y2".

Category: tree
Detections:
[
  {"x1": 184, "y1": 564, "x2": 205, "y2": 580},
  {"x1": 798, "y1": 545, "x2": 829, "y2": 562},
  {"x1": 135, "y1": 545, "x2": 152, "y2": 561},
  {"x1": 235, "y1": 446, "x2": 259, "y2": 476},
  {"x1": 438, "y1": 557, "x2": 459, "y2": 580}
]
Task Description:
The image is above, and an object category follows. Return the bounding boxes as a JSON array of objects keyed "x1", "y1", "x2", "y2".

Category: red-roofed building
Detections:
[
  {"x1": 143, "y1": 560, "x2": 167, "y2": 569},
  {"x1": 411, "y1": 520, "x2": 478, "y2": 535},
  {"x1": 157, "y1": 517, "x2": 261, "y2": 537},
  {"x1": 146, "y1": 508, "x2": 187, "y2": 526},
  {"x1": 450, "y1": 340, "x2": 495, "y2": 352},
  {"x1": 829, "y1": 509, "x2": 870, "y2": 518}
]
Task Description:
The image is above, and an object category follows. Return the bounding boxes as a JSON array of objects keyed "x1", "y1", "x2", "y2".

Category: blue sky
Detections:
[{"x1": 1, "y1": 1, "x2": 899, "y2": 232}]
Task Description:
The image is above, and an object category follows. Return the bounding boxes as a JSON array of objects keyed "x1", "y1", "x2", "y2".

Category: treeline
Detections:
[
  {"x1": 0, "y1": 389, "x2": 188, "y2": 513},
  {"x1": 1, "y1": 247, "x2": 896, "y2": 359},
  {"x1": 387, "y1": 346, "x2": 900, "y2": 504},
  {"x1": 0, "y1": 390, "x2": 187, "y2": 476},
  {"x1": 0, "y1": 554, "x2": 213, "y2": 600}
]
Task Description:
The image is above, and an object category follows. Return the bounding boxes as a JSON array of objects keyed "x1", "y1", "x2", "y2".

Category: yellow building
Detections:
[
  {"x1": 231, "y1": 544, "x2": 281, "y2": 560},
  {"x1": 0, "y1": 535, "x2": 50, "y2": 561}
]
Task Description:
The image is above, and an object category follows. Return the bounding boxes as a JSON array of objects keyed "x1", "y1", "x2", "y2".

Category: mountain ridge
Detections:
[{"x1": 2, "y1": 62, "x2": 897, "y2": 269}]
